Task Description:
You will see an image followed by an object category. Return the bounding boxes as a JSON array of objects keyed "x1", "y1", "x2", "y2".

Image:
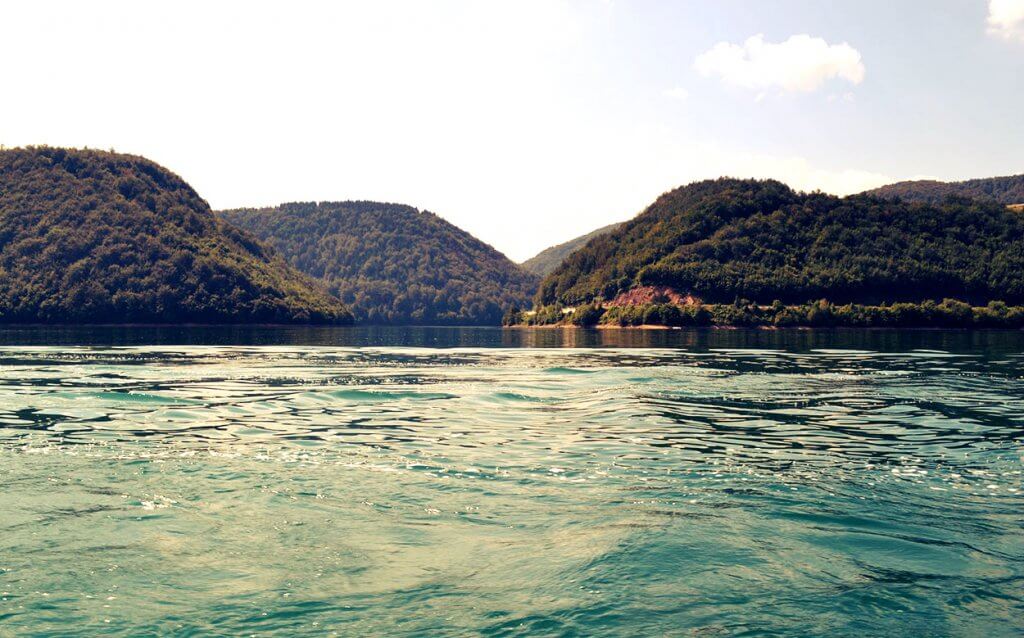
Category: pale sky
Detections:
[{"x1": 2, "y1": 1, "x2": 1022, "y2": 261}]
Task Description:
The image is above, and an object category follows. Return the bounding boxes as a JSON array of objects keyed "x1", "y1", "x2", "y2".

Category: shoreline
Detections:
[
  {"x1": 509, "y1": 299, "x2": 1024, "y2": 331},
  {"x1": 504, "y1": 323, "x2": 1024, "y2": 332},
  {"x1": 1, "y1": 323, "x2": 1021, "y2": 332}
]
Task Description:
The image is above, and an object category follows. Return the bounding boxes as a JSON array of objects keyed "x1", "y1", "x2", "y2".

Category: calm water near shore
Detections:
[{"x1": 0, "y1": 327, "x2": 1021, "y2": 636}]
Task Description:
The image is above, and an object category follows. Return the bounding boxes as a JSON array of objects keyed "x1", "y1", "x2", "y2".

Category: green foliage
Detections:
[
  {"x1": 521, "y1": 299, "x2": 1024, "y2": 328},
  {"x1": 513, "y1": 305, "x2": 564, "y2": 326},
  {"x1": 568, "y1": 304, "x2": 605, "y2": 326},
  {"x1": 0, "y1": 147, "x2": 353, "y2": 324},
  {"x1": 867, "y1": 174, "x2": 1024, "y2": 205},
  {"x1": 537, "y1": 178, "x2": 1024, "y2": 308},
  {"x1": 520, "y1": 222, "x2": 623, "y2": 277},
  {"x1": 220, "y1": 202, "x2": 538, "y2": 325},
  {"x1": 501, "y1": 306, "x2": 523, "y2": 326},
  {"x1": 520, "y1": 299, "x2": 1024, "y2": 329},
  {"x1": 599, "y1": 304, "x2": 711, "y2": 327}
]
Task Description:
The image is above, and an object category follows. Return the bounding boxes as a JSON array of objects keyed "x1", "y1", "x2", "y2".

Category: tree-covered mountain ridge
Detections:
[
  {"x1": 0, "y1": 147, "x2": 353, "y2": 324},
  {"x1": 865, "y1": 173, "x2": 1024, "y2": 205},
  {"x1": 520, "y1": 222, "x2": 624, "y2": 277},
  {"x1": 219, "y1": 201, "x2": 538, "y2": 325},
  {"x1": 534, "y1": 177, "x2": 1024, "y2": 312}
]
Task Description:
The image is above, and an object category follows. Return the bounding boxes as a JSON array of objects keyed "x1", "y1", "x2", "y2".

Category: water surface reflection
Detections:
[{"x1": 0, "y1": 336, "x2": 1020, "y2": 636}]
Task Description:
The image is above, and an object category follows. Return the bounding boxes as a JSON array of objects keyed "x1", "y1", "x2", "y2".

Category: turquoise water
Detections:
[{"x1": 0, "y1": 328, "x2": 1021, "y2": 636}]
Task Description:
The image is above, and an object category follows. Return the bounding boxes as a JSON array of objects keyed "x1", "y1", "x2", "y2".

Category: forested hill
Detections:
[
  {"x1": 219, "y1": 202, "x2": 538, "y2": 324},
  {"x1": 0, "y1": 147, "x2": 352, "y2": 324},
  {"x1": 537, "y1": 178, "x2": 1024, "y2": 307},
  {"x1": 865, "y1": 174, "x2": 1024, "y2": 205},
  {"x1": 520, "y1": 222, "x2": 623, "y2": 277}
]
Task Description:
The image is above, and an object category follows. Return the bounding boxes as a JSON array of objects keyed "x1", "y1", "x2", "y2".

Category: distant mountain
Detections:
[
  {"x1": 520, "y1": 222, "x2": 623, "y2": 277},
  {"x1": 220, "y1": 202, "x2": 538, "y2": 324},
  {"x1": 536, "y1": 178, "x2": 1024, "y2": 308},
  {"x1": 0, "y1": 147, "x2": 351, "y2": 324},
  {"x1": 865, "y1": 174, "x2": 1024, "y2": 205}
]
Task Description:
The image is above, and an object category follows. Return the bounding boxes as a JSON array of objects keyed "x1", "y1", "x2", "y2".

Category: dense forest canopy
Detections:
[
  {"x1": 520, "y1": 222, "x2": 623, "y2": 277},
  {"x1": 220, "y1": 202, "x2": 538, "y2": 325},
  {"x1": 537, "y1": 178, "x2": 1024, "y2": 308},
  {"x1": 0, "y1": 147, "x2": 352, "y2": 324},
  {"x1": 865, "y1": 174, "x2": 1024, "y2": 205}
]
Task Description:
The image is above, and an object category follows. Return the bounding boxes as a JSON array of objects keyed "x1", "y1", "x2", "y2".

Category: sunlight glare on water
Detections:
[{"x1": 0, "y1": 328, "x2": 1021, "y2": 636}]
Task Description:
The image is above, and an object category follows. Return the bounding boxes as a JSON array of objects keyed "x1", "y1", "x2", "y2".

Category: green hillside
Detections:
[
  {"x1": 220, "y1": 202, "x2": 538, "y2": 325},
  {"x1": 520, "y1": 222, "x2": 623, "y2": 277},
  {"x1": 0, "y1": 147, "x2": 352, "y2": 324},
  {"x1": 537, "y1": 178, "x2": 1024, "y2": 309},
  {"x1": 866, "y1": 174, "x2": 1024, "y2": 205}
]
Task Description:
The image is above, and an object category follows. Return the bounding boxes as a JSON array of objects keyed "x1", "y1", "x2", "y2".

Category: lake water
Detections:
[{"x1": 0, "y1": 327, "x2": 1021, "y2": 636}]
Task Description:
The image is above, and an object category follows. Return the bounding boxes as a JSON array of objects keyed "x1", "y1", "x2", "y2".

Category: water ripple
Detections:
[{"x1": 0, "y1": 340, "x2": 1021, "y2": 636}]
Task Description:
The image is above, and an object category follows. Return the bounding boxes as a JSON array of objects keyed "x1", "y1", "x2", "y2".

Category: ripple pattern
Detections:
[{"x1": 0, "y1": 343, "x2": 1021, "y2": 636}]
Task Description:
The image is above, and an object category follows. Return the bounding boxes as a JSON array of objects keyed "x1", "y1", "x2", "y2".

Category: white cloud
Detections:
[
  {"x1": 694, "y1": 34, "x2": 865, "y2": 93},
  {"x1": 743, "y1": 158, "x2": 891, "y2": 196},
  {"x1": 988, "y1": 0, "x2": 1024, "y2": 40},
  {"x1": 683, "y1": 145, "x2": 893, "y2": 196},
  {"x1": 827, "y1": 91, "x2": 856, "y2": 103},
  {"x1": 663, "y1": 87, "x2": 689, "y2": 101}
]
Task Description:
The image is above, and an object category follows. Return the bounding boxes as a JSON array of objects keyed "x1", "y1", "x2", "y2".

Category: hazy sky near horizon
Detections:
[{"x1": 2, "y1": 1, "x2": 1022, "y2": 260}]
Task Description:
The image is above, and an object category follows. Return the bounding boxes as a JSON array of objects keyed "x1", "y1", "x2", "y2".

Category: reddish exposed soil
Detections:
[{"x1": 607, "y1": 286, "x2": 700, "y2": 307}]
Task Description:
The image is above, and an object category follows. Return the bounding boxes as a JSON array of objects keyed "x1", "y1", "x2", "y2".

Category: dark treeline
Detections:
[
  {"x1": 0, "y1": 147, "x2": 352, "y2": 324},
  {"x1": 865, "y1": 174, "x2": 1024, "y2": 205},
  {"x1": 508, "y1": 299, "x2": 1024, "y2": 329},
  {"x1": 220, "y1": 202, "x2": 538, "y2": 325},
  {"x1": 537, "y1": 178, "x2": 1024, "y2": 309},
  {"x1": 6, "y1": 147, "x2": 1024, "y2": 329}
]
